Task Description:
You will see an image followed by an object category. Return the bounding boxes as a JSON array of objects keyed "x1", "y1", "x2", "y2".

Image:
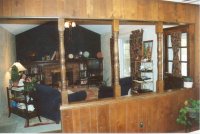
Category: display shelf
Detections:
[{"x1": 132, "y1": 60, "x2": 154, "y2": 91}]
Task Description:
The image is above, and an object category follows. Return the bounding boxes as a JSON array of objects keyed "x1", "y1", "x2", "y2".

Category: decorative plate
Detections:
[
  {"x1": 68, "y1": 54, "x2": 73, "y2": 59},
  {"x1": 83, "y1": 51, "x2": 90, "y2": 58}
]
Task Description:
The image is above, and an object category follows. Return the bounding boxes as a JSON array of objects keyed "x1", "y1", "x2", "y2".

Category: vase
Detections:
[{"x1": 184, "y1": 82, "x2": 193, "y2": 88}]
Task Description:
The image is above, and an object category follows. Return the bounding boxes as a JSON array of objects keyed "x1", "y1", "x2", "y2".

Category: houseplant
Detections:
[
  {"x1": 183, "y1": 76, "x2": 193, "y2": 88},
  {"x1": 176, "y1": 99, "x2": 200, "y2": 132},
  {"x1": 11, "y1": 65, "x2": 20, "y2": 86},
  {"x1": 23, "y1": 77, "x2": 37, "y2": 92}
]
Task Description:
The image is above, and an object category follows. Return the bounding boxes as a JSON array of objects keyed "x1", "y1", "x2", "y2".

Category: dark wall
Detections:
[{"x1": 16, "y1": 21, "x2": 101, "y2": 62}]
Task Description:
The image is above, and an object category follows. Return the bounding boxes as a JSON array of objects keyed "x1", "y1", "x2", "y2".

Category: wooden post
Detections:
[
  {"x1": 156, "y1": 22, "x2": 164, "y2": 93},
  {"x1": 112, "y1": 20, "x2": 121, "y2": 97},
  {"x1": 58, "y1": 18, "x2": 68, "y2": 104}
]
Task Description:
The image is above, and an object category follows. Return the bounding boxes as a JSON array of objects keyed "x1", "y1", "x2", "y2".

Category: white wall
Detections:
[
  {"x1": 101, "y1": 32, "x2": 112, "y2": 86},
  {"x1": 101, "y1": 25, "x2": 157, "y2": 91},
  {"x1": 0, "y1": 26, "x2": 16, "y2": 117}
]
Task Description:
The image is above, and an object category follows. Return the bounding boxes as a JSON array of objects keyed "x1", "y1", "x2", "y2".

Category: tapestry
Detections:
[
  {"x1": 171, "y1": 32, "x2": 182, "y2": 77},
  {"x1": 130, "y1": 29, "x2": 144, "y2": 79}
]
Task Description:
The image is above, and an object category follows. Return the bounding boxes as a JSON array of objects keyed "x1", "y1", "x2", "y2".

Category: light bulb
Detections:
[
  {"x1": 71, "y1": 22, "x2": 76, "y2": 27},
  {"x1": 64, "y1": 21, "x2": 70, "y2": 28}
]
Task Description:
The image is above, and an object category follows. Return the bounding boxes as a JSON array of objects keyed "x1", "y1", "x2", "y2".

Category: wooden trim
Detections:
[
  {"x1": 156, "y1": 22, "x2": 164, "y2": 93},
  {"x1": 112, "y1": 19, "x2": 121, "y2": 97},
  {"x1": 188, "y1": 24, "x2": 195, "y2": 78},
  {"x1": 163, "y1": 25, "x2": 194, "y2": 77},
  {"x1": 58, "y1": 18, "x2": 68, "y2": 104}
]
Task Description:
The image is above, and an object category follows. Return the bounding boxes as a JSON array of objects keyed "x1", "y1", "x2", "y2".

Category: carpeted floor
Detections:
[
  {"x1": 0, "y1": 119, "x2": 17, "y2": 133},
  {"x1": 0, "y1": 113, "x2": 61, "y2": 133},
  {"x1": 24, "y1": 116, "x2": 55, "y2": 128},
  {"x1": 0, "y1": 87, "x2": 98, "y2": 133}
]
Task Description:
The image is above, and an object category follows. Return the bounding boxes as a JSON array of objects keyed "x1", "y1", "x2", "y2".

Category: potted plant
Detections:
[
  {"x1": 183, "y1": 76, "x2": 193, "y2": 88},
  {"x1": 23, "y1": 77, "x2": 37, "y2": 92},
  {"x1": 11, "y1": 65, "x2": 20, "y2": 86},
  {"x1": 176, "y1": 99, "x2": 200, "y2": 132}
]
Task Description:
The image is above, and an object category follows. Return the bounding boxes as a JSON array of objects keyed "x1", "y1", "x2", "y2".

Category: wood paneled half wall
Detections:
[
  {"x1": 0, "y1": 0, "x2": 198, "y2": 24},
  {"x1": 61, "y1": 89, "x2": 196, "y2": 133}
]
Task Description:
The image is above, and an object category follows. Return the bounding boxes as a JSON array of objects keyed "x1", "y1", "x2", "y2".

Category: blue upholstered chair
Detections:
[{"x1": 35, "y1": 84, "x2": 87, "y2": 123}]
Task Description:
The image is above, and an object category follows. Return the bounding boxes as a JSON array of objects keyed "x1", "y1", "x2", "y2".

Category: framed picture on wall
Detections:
[{"x1": 143, "y1": 40, "x2": 153, "y2": 61}]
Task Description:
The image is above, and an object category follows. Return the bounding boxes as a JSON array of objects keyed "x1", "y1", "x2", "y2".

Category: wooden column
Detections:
[
  {"x1": 156, "y1": 22, "x2": 164, "y2": 93},
  {"x1": 58, "y1": 18, "x2": 68, "y2": 104},
  {"x1": 112, "y1": 20, "x2": 121, "y2": 97}
]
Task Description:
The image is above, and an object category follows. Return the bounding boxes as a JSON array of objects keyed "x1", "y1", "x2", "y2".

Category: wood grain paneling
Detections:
[
  {"x1": 176, "y1": 3, "x2": 196, "y2": 23},
  {"x1": 185, "y1": 4, "x2": 196, "y2": 23},
  {"x1": 137, "y1": 0, "x2": 158, "y2": 21},
  {"x1": 188, "y1": 24, "x2": 195, "y2": 78},
  {"x1": 11, "y1": 0, "x2": 25, "y2": 16},
  {"x1": 64, "y1": 0, "x2": 86, "y2": 18},
  {"x1": 194, "y1": 7, "x2": 200, "y2": 95},
  {"x1": 176, "y1": 3, "x2": 186, "y2": 23},
  {"x1": 112, "y1": 0, "x2": 123, "y2": 19},
  {"x1": 92, "y1": 0, "x2": 112, "y2": 19},
  {"x1": 61, "y1": 109, "x2": 73, "y2": 132},
  {"x1": 71, "y1": 108, "x2": 81, "y2": 132},
  {"x1": 126, "y1": 99, "x2": 139, "y2": 132},
  {"x1": 43, "y1": 0, "x2": 57, "y2": 16},
  {"x1": 2, "y1": 0, "x2": 12, "y2": 16},
  {"x1": 61, "y1": 89, "x2": 196, "y2": 133},
  {"x1": 24, "y1": 0, "x2": 43, "y2": 16},
  {"x1": 0, "y1": 0, "x2": 2, "y2": 16},
  {"x1": 56, "y1": 0, "x2": 65, "y2": 17},
  {"x1": 122, "y1": 0, "x2": 138, "y2": 19},
  {"x1": 0, "y1": 0, "x2": 197, "y2": 24},
  {"x1": 97, "y1": 104, "x2": 110, "y2": 132},
  {"x1": 109, "y1": 102, "x2": 126, "y2": 132},
  {"x1": 158, "y1": 1, "x2": 177, "y2": 22},
  {"x1": 90, "y1": 106, "x2": 98, "y2": 132},
  {"x1": 79, "y1": 107, "x2": 91, "y2": 132}
]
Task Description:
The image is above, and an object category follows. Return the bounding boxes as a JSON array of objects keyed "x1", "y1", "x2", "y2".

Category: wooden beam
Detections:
[
  {"x1": 156, "y1": 22, "x2": 164, "y2": 93},
  {"x1": 112, "y1": 19, "x2": 121, "y2": 97},
  {"x1": 58, "y1": 18, "x2": 68, "y2": 104}
]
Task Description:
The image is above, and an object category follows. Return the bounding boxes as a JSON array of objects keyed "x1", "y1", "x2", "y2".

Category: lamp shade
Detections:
[{"x1": 11, "y1": 62, "x2": 27, "y2": 72}]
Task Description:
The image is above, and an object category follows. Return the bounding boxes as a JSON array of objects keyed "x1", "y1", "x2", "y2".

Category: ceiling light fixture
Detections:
[
  {"x1": 64, "y1": 21, "x2": 76, "y2": 28},
  {"x1": 64, "y1": 21, "x2": 76, "y2": 42}
]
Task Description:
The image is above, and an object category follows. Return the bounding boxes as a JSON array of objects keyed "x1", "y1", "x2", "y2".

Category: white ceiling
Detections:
[
  {"x1": 80, "y1": 25, "x2": 111, "y2": 35},
  {"x1": 0, "y1": 24, "x2": 39, "y2": 35},
  {"x1": 163, "y1": 0, "x2": 200, "y2": 5}
]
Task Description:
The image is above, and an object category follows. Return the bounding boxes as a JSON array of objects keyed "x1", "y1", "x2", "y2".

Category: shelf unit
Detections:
[
  {"x1": 79, "y1": 61, "x2": 88, "y2": 85},
  {"x1": 132, "y1": 60, "x2": 154, "y2": 92},
  {"x1": 7, "y1": 87, "x2": 41, "y2": 127}
]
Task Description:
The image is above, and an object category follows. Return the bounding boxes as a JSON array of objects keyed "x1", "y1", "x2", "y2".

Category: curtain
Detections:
[{"x1": 171, "y1": 32, "x2": 182, "y2": 77}]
